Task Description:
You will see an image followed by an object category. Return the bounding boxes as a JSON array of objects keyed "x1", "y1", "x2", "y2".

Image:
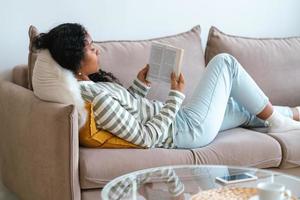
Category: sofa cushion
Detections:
[
  {"x1": 79, "y1": 128, "x2": 281, "y2": 189},
  {"x1": 28, "y1": 25, "x2": 39, "y2": 90},
  {"x1": 269, "y1": 131, "x2": 300, "y2": 169},
  {"x1": 79, "y1": 102, "x2": 140, "y2": 148},
  {"x1": 192, "y1": 128, "x2": 282, "y2": 168},
  {"x1": 32, "y1": 49, "x2": 87, "y2": 128},
  {"x1": 205, "y1": 26, "x2": 300, "y2": 106},
  {"x1": 94, "y1": 25, "x2": 205, "y2": 103},
  {"x1": 79, "y1": 148, "x2": 195, "y2": 189}
]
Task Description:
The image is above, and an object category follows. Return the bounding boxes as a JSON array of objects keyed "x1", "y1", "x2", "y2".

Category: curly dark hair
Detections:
[
  {"x1": 89, "y1": 69, "x2": 122, "y2": 85},
  {"x1": 33, "y1": 23, "x2": 121, "y2": 84}
]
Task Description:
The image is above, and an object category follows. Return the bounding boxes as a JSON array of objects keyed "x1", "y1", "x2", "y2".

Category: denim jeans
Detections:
[{"x1": 174, "y1": 53, "x2": 292, "y2": 149}]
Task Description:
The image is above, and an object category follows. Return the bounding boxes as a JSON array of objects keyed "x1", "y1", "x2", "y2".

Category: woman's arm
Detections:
[
  {"x1": 127, "y1": 64, "x2": 151, "y2": 98},
  {"x1": 91, "y1": 89, "x2": 185, "y2": 148},
  {"x1": 127, "y1": 78, "x2": 151, "y2": 98}
]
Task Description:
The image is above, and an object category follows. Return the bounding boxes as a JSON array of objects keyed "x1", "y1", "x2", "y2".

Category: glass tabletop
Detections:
[{"x1": 101, "y1": 165, "x2": 300, "y2": 200}]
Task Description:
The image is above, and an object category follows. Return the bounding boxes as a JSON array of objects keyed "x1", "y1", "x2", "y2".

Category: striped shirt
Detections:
[{"x1": 79, "y1": 78, "x2": 185, "y2": 148}]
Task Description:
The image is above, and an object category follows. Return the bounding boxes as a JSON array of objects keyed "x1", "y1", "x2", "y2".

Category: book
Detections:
[{"x1": 147, "y1": 42, "x2": 184, "y2": 83}]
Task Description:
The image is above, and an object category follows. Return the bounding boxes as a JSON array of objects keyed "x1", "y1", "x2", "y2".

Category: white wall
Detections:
[{"x1": 1, "y1": 0, "x2": 300, "y2": 81}]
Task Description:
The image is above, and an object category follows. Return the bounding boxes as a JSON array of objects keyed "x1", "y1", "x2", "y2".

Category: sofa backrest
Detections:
[
  {"x1": 27, "y1": 25, "x2": 300, "y2": 106},
  {"x1": 28, "y1": 25, "x2": 206, "y2": 104},
  {"x1": 205, "y1": 26, "x2": 300, "y2": 106},
  {"x1": 94, "y1": 26, "x2": 205, "y2": 103}
]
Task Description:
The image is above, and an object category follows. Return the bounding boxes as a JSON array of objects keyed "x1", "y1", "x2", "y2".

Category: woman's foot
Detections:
[{"x1": 267, "y1": 110, "x2": 300, "y2": 133}]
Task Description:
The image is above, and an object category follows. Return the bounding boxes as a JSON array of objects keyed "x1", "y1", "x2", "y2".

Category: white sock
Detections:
[{"x1": 267, "y1": 110, "x2": 300, "y2": 133}]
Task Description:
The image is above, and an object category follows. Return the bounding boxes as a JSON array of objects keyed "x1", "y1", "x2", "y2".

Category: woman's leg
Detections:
[
  {"x1": 219, "y1": 97, "x2": 267, "y2": 131},
  {"x1": 256, "y1": 103, "x2": 299, "y2": 121},
  {"x1": 219, "y1": 100, "x2": 294, "y2": 131},
  {"x1": 175, "y1": 53, "x2": 268, "y2": 148},
  {"x1": 174, "y1": 53, "x2": 300, "y2": 149}
]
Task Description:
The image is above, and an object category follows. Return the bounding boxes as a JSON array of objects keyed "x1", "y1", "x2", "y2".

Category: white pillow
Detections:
[{"x1": 32, "y1": 49, "x2": 87, "y2": 128}]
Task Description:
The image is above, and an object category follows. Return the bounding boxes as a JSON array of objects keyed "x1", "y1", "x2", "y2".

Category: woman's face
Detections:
[{"x1": 79, "y1": 34, "x2": 100, "y2": 76}]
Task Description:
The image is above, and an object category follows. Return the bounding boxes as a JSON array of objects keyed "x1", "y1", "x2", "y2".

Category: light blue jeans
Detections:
[{"x1": 174, "y1": 53, "x2": 293, "y2": 149}]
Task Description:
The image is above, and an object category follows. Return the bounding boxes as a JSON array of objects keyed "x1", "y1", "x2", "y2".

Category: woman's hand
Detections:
[
  {"x1": 137, "y1": 64, "x2": 151, "y2": 86},
  {"x1": 171, "y1": 72, "x2": 185, "y2": 93}
]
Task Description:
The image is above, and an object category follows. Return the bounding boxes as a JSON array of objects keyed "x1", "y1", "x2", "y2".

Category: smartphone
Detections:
[{"x1": 215, "y1": 173, "x2": 258, "y2": 184}]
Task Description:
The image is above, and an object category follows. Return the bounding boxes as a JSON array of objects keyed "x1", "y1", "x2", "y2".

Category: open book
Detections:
[{"x1": 147, "y1": 42, "x2": 184, "y2": 83}]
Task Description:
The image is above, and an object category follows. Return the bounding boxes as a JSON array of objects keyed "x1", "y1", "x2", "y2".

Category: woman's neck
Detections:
[{"x1": 76, "y1": 74, "x2": 91, "y2": 81}]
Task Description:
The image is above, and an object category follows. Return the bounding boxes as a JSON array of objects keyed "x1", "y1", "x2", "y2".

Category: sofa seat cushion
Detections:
[
  {"x1": 79, "y1": 128, "x2": 282, "y2": 189},
  {"x1": 79, "y1": 148, "x2": 195, "y2": 189},
  {"x1": 192, "y1": 128, "x2": 282, "y2": 168},
  {"x1": 269, "y1": 131, "x2": 300, "y2": 169}
]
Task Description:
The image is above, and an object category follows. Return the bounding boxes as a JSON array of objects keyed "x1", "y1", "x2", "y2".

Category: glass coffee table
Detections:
[{"x1": 101, "y1": 165, "x2": 300, "y2": 200}]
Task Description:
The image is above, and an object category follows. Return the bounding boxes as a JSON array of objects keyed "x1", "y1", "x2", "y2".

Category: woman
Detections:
[{"x1": 33, "y1": 23, "x2": 300, "y2": 149}]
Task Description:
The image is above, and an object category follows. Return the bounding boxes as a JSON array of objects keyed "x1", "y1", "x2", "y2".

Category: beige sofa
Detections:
[{"x1": 1, "y1": 25, "x2": 300, "y2": 200}]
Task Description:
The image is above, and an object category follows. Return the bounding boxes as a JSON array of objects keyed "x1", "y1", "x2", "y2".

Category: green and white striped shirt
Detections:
[{"x1": 79, "y1": 78, "x2": 185, "y2": 148}]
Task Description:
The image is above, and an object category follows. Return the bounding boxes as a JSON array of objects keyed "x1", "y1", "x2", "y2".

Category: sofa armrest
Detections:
[
  {"x1": 12, "y1": 64, "x2": 29, "y2": 89},
  {"x1": 0, "y1": 80, "x2": 80, "y2": 200}
]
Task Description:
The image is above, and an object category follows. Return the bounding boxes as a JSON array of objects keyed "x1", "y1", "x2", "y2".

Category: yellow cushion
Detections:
[{"x1": 79, "y1": 102, "x2": 140, "y2": 148}]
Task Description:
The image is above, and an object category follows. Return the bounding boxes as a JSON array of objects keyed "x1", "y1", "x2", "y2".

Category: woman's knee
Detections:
[{"x1": 209, "y1": 53, "x2": 240, "y2": 75}]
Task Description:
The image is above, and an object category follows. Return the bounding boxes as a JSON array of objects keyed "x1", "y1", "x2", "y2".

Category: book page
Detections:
[
  {"x1": 147, "y1": 42, "x2": 184, "y2": 83},
  {"x1": 147, "y1": 44, "x2": 163, "y2": 81},
  {"x1": 159, "y1": 48, "x2": 177, "y2": 82}
]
